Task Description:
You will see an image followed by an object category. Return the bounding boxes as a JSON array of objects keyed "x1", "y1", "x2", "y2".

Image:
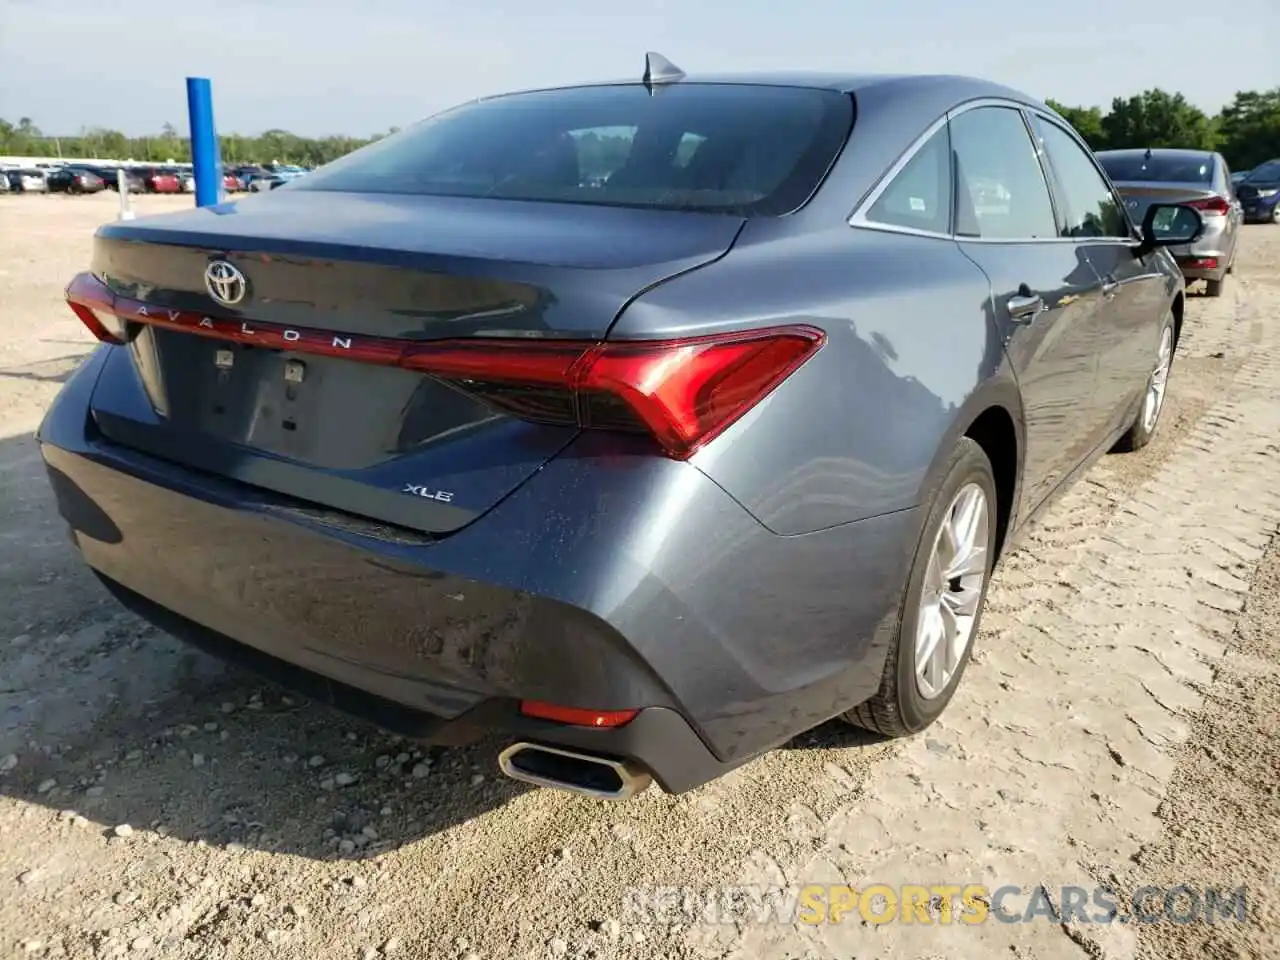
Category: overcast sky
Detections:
[{"x1": 2, "y1": 0, "x2": 1277, "y2": 137}]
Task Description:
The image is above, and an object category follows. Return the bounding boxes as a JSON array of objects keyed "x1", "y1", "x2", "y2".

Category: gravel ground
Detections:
[{"x1": 0, "y1": 192, "x2": 1276, "y2": 960}]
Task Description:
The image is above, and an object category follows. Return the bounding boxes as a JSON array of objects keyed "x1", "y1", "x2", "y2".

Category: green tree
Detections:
[
  {"x1": 1215, "y1": 89, "x2": 1280, "y2": 171},
  {"x1": 1045, "y1": 99, "x2": 1106, "y2": 149},
  {"x1": 1100, "y1": 89, "x2": 1216, "y2": 151}
]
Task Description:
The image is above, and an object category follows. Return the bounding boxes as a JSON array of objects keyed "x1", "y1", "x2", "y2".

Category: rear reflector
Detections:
[
  {"x1": 519, "y1": 701, "x2": 639, "y2": 728},
  {"x1": 1181, "y1": 257, "x2": 1219, "y2": 270},
  {"x1": 1186, "y1": 196, "x2": 1230, "y2": 216},
  {"x1": 65, "y1": 271, "x2": 824, "y2": 459}
]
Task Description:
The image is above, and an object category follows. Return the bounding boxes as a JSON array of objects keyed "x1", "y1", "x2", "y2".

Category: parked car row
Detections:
[
  {"x1": 1, "y1": 161, "x2": 312, "y2": 196},
  {"x1": 227, "y1": 164, "x2": 310, "y2": 192}
]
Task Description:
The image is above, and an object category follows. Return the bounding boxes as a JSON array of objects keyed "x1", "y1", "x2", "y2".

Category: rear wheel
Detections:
[
  {"x1": 1272, "y1": 205, "x2": 1280, "y2": 225},
  {"x1": 1114, "y1": 311, "x2": 1175, "y2": 452},
  {"x1": 1205, "y1": 276, "x2": 1224, "y2": 297},
  {"x1": 843, "y1": 437, "x2": 997, "y2": 736}
]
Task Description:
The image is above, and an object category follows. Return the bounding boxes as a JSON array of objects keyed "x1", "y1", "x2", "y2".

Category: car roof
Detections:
[
  {"x1": 483, "y1": 72, "x2": 1045, "y2": 109},
  {"x1": 1096, "y1": 147, "x2": 1219, "y2": 160}
]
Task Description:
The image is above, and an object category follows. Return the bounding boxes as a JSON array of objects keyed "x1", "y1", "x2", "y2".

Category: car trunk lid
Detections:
[
  {"x1": 83, "y1": 190, "x2": 745, "y2": 535},
  {"x1": 1110, "y1": 181, "x2": 1225, "y2": 224}
]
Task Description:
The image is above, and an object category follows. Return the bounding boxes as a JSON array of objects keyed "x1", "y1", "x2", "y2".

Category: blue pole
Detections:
[{"x1": 185, "y1": 77, "x2": 222, "y2": 207}]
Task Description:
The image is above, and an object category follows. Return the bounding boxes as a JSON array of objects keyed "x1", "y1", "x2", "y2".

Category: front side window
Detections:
[
  {"x1": 1033, "y1": 118, "x2": 1130, "y2": 239},
  {"x1": 864, "y1": 125, "x2": 952, "y2": 234},
  {"x1": 949, "y1": 106, "x2": 1058, "y2": 240},
  {"x1": 293, "y1": 83, "x2": 854, "y2": 217}
]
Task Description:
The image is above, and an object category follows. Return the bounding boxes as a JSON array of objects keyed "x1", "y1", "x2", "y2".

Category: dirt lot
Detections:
[{"x1": 0, "y1": 192, "x2": 1277, "y2": 960}]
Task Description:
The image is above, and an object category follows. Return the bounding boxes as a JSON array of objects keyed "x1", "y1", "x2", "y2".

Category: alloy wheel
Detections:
[
  {"x1": 914, "y1": 482, "x2": 990, "y2": 700},
  {"x1": 1141, "y1": 324, "x2": 1174, "y2": 434}
]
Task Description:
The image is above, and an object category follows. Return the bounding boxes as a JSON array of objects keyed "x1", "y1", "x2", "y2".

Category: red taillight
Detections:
[
  {"x1": 63, "y1": 271, "x2": 824, "y2": 458},
  {"x1": 576, "y1": 331, "x2": 822, "y2": 456},
  {"x1": 519, "y1": 701, "x2": 639, "y2": 728},
  {"x1": 65, "y1": 272, "x2": 130, "y2": 345},
  {"x1": 1187, "y1": 196, "x2": 1230, "y2": 216},
  {"x1": 1181, "y1": 257, "x2": 1219, "y2": 270}
]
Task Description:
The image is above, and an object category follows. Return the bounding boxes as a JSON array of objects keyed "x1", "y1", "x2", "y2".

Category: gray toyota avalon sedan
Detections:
[{"x1": 40, "y1": 58, "x2": 1201, "y2": 801}]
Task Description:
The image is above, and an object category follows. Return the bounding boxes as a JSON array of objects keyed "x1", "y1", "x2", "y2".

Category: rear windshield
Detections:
[
  {"x1": 292, "y1": 83, "x2": 854, "y2": 216},
  {"x1": 1097, "y1": 153, "x2": 1213, "y2": 184}
]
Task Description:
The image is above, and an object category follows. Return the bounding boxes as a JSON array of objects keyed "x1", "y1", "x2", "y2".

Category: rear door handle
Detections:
[{"x1": 1007, "y1": 292, "x2": 1045, "y2": 322}]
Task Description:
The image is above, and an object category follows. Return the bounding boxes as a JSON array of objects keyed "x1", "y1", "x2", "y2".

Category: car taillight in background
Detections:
[
  {"x1": 63, "y1": 271, "x2": 825, "y2": 460},
  {"x1": 1186, "y1": 196, "x2": 1230, "y2": 216}
]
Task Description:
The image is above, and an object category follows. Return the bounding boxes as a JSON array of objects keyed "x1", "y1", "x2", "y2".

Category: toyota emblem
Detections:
[{"x1": 205, "y1": 260, "x2": 247, "y2": 306}]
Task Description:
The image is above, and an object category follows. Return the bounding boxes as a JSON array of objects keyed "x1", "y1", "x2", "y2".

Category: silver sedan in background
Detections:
[{"x1": 1096, "y1": 148, "x2": 1240, "y2": 296}]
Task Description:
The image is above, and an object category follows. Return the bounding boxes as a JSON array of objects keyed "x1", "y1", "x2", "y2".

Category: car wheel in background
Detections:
[
  {"x1": 1205, "y1": 276, "x2": 1225, "y2": 297},
  {"x1": 1114, "y1": 310, "x2": 1176, "y2": 453},
  {"x1": 843, "y1": 436, "x2": 998, "y2": 737},
  {"x1": 1272, "y1": 205, "x2": 1280, "y2": 225}
]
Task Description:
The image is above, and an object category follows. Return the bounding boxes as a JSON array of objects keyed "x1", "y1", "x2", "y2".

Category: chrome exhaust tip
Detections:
[{"x1": 497, "y1": 742, "x2": 652, "y2": 801}]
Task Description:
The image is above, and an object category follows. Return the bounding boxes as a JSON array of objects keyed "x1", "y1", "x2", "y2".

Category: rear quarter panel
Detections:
[{"x1": 611, "y1": 222, "x2": 1010, "y2": 535}]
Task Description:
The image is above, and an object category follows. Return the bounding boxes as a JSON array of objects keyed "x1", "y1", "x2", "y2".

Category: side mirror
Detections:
[{"x1": 1140, "y1": 203, "x2": 1204, "y2": 248}]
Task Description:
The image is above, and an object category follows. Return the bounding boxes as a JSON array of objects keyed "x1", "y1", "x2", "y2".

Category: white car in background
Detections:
[{"x1": 9, "y1": 169, "x2": 48, "y2": 193}]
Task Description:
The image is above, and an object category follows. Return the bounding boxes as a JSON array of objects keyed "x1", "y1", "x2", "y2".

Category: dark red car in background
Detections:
[{"x1": 135, "y1": 166, "x2": 182, "y2": 193}]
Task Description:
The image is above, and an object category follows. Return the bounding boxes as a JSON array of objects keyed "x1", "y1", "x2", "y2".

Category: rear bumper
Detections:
[
  {"x1": 95, "y1": 572, "x2": 729, "y2": 793},
  {"x1": 1177, "y1": 261, "x2": 1227, "y2": 282},
  {"x1": 1169, "y1": 220, "x2": 1232, "y2": 280},
  {"x1": 1172, "y1": 225, "x2": 1228, "y2": 281},
  {"x1": 39, "y1": 348, "x2": 917, "y2": 793}
]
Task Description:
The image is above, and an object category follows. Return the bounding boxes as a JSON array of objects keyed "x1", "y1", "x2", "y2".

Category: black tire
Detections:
[
  {"x1": 843, "y1": 437, "x2": 998, "y2": 736},
  {"x1": 1272, "y1": 205, "x2": 1280, "y2": 225},
  {"x1": 1204, "y1": 277, "x2": 1224, "y2": 297},
  {"x1": 1114, "y1": 309, "x2": 1176, "y2": 453}
]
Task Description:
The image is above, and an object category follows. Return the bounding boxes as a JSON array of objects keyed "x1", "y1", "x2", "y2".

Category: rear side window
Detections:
[
  {"x1": 949, "y1": 106, "x2": 1057, "y2": 240},
  {"x1": 293, "y1": 83, "x2": 854, "y2": 216},
  {"x1": 1097, "y1": 153, "x2": 1213, "y2": 184},
  {"x1": 865, "y1": 126, "x2": 952, "y2": 234},
  {"x1": 1033, "y1": 118, "x2": 1130, "y2": 239}
]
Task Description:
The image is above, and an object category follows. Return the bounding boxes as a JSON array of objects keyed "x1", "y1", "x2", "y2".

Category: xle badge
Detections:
[
  {"x1": 283, "y1": 360, "x2": 306, "y2": 384},
  {"x1": 403, "y1": 484, "x2": 455, "y2": 503}
]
